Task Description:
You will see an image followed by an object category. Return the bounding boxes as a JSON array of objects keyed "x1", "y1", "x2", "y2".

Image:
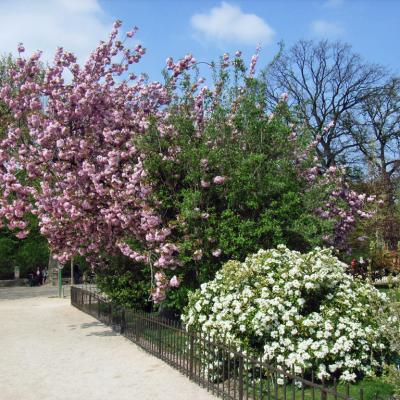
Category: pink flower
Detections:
[
  {"x1": 169, "y1": 275, "x2": 179, "y2": 288},
  {"x1": 201, "y1": 180, "x2": 210, "y2": 188},
  {"x1": 16, "y1": 230, "x2": 28, "y2": 239},
  {"x1": 166, "y1": 57, "x2": 174, "y2": 69},
  {"x1": 279, "y1": 92, "x2": 289, "y2": 102},
  {"x1": 326, "y1": 121, "x2": 335, "y2": 130},
  {"x1": 212, "y1": 249, "x2": 221, "y2": 257},
  {"x1": 213, "y1": 176, "x2": 226, "y2": 184},
  {"x1": 151, "y1": 287, "x2": 166, "y2": 303},
  {"x1": 155, "y1": 271, "x2": 166, "y2": 283}
]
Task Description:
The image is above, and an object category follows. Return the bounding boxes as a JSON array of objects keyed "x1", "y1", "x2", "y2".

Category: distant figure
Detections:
[
  {"x1": 27, "y1": 271, "x2": 35, "y2": 286},
  {"x1": 36, "y1": 267, "x2": 42, "y2": 286},
  {"x1": 42, "y1": 268, "x2": 48, "y2": 285}
]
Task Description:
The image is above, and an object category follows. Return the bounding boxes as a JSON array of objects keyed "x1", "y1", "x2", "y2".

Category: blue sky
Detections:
[{"x1": 0, "y1": 0, "x2": 399, "y2": 81}]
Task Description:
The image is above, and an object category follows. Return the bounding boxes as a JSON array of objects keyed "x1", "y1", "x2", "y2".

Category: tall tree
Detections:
[
  {"x1": 0, "y1": 22, "x2": 192, "y2": 274},
  {"x1": 346, "y1": 78, "x2": 400, "y2": 248},
  {"x1": 263, "y1": 40, "x2": 385, "y2": 168}
]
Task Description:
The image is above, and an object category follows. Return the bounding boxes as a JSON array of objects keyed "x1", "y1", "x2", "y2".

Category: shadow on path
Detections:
[
  {"x1": 79, "y1": 321, "x2": 119, "y2": 336},
  {"x1": 80, "y1": 321, "x2": 104, "y2": 329},
  {"x1": 86, "y1": 330, "x2": 119, "y2": 337}
]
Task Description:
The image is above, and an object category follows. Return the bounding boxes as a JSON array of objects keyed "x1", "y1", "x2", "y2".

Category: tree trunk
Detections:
[{"x1": 381, "y1": 171, "x2": 398, "y2": 250}]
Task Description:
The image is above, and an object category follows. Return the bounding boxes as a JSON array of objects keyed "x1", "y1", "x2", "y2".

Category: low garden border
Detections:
[{"x1": 71, "y1": 286, "x2": 388, "y2": 400}]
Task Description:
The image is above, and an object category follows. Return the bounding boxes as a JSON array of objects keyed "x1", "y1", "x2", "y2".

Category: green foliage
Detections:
[
  {"x1": 95, "y1": 255, "x2": 153, "y2": 310},
  {"x1": 380, "y1": 285, "x2": 400, "y2": 359},
  {"x1": 0, "y1": 236, "x2": 18, "y2": 278},
  {"x1": 338, "y1": 377, "x2": 395, "y2": 400},
  {"x1": 0, "y1": 222, "x2": 49, "y2": 279},
  {"x1": 382, "y1": 364, "x2": 400, "y2": 397},
  {"x1": 139, "y1": 66, "x2": 329, "y2": 312}
]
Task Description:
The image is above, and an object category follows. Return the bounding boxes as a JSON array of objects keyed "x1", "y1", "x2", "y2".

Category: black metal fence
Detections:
[{"x1": 71, "y1": 286, "x2": 386, "y2": 400}]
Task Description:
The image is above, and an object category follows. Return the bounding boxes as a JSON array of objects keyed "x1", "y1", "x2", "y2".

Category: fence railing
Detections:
[{"x1": 71, "y1": 286, "x2": 387, "y2": 400}]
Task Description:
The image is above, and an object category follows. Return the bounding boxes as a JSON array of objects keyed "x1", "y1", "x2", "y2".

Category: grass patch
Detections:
[
  {"x1": 247, "y1": 377, "x2": 395, "y2": 400},
  {"x1": 338, "y1": 377, "x2": 395, "y2": 400},
  {"x1": 378, "y1": 287, "x2": 400, "y2": 302}
]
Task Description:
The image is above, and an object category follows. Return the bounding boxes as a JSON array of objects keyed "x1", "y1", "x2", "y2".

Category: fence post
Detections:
[
  {"x1": 98, "y1": 298, "x2": 100, "y2": 319},
  {"x1": 120, "y1": 309, "x2": 126, "y2": 334},
  {"x1": 189, "y1": 333, "x2": 195, "y2": 379},
  {"x1": 89, "y1": 292, "x2": 92, "y2": 314},
  {"x1": 321, "y1": 378, "x2": 327, "y2": 400},
  {"x1": 158, "y1": 321, "x2": 162, "y2": 356},
  {"x1": 238, "y1": 353, "x2": 244, "y2": 400}
]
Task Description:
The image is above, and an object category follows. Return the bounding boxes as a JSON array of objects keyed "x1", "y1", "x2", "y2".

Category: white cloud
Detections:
[
  {"x1": 0, "y1": 0, "x2": 113, "y2": 63},
  {"x1": 191, "y1": 2, "x2": 275, "y2": 46},
  {"x1": 311, "y1": 20, "x2": 344, "y2": 37}
]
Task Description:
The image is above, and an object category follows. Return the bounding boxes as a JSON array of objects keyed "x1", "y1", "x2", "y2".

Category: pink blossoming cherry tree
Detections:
[{"x1": 0, "y1": 21, "x2": 191, "y2": 300}]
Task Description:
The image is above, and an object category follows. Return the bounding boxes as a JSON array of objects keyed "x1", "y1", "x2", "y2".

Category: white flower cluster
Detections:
[
  {"x1": 182, "y1": 245, "x2": 392, "y2": 383},
  {"x1": 373, "y1": 275, "x2": 399, "y2": 285}
]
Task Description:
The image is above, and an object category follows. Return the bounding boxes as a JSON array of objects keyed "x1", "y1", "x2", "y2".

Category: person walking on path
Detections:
[
  {"x1": 42, "y1": 268, "x2": 48, "y2": 285},
  {"x1": 36, "y1": 267, "x2": 42, "y2": 286}
]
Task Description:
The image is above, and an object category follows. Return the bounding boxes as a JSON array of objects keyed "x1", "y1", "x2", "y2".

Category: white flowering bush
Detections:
[{"x1": 182, "y1": 245, "x2": 393, "y2": 383}]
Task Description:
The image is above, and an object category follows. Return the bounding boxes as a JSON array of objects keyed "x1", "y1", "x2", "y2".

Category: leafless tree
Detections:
[
  {"x1": 263, "y1": 40, "x2": 386, "y2": 168},
  {"x1": 346, "y1": 78, "x2": 400, "y2": 247}
]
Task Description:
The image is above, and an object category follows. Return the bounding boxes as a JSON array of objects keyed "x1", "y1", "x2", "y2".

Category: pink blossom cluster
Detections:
[
  {"x1": 166, "y1": 54, "x2": 196, "y2": 78},
  {"x1": 152, "y1": 271, "x2": 179, "y2": 303},
  {"x1": 0, "y1": 22, "x2": 198, "y2": 289},
  {"x1": 314, "y1": 166, "x2": 375, "y2": 248},
  {"x1": 292, "y1": 123, "x2": 375, "y2": 249},
  {"x1": 249, "y1": 45, "x2": 261, "y2": 78}
]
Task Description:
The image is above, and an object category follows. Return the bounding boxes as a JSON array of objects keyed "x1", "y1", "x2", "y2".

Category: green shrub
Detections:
[
  {"x1": 0, "y1": 224, "x2": 48, "y2": 279},
  {"x1": 141, "y1": 67, "x2": 330, "y2": 311},
  {"x1": 95, "y1": 255, "x2": 152, "y2": 311}
]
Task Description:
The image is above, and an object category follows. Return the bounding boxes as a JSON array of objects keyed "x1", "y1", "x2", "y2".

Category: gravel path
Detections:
[
  {"x1": 0, "y1": 285, "x2": 69, "y2": 300},
  {"x1": 0, "y1": 287, "x2": 216, "y2": 400}
]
